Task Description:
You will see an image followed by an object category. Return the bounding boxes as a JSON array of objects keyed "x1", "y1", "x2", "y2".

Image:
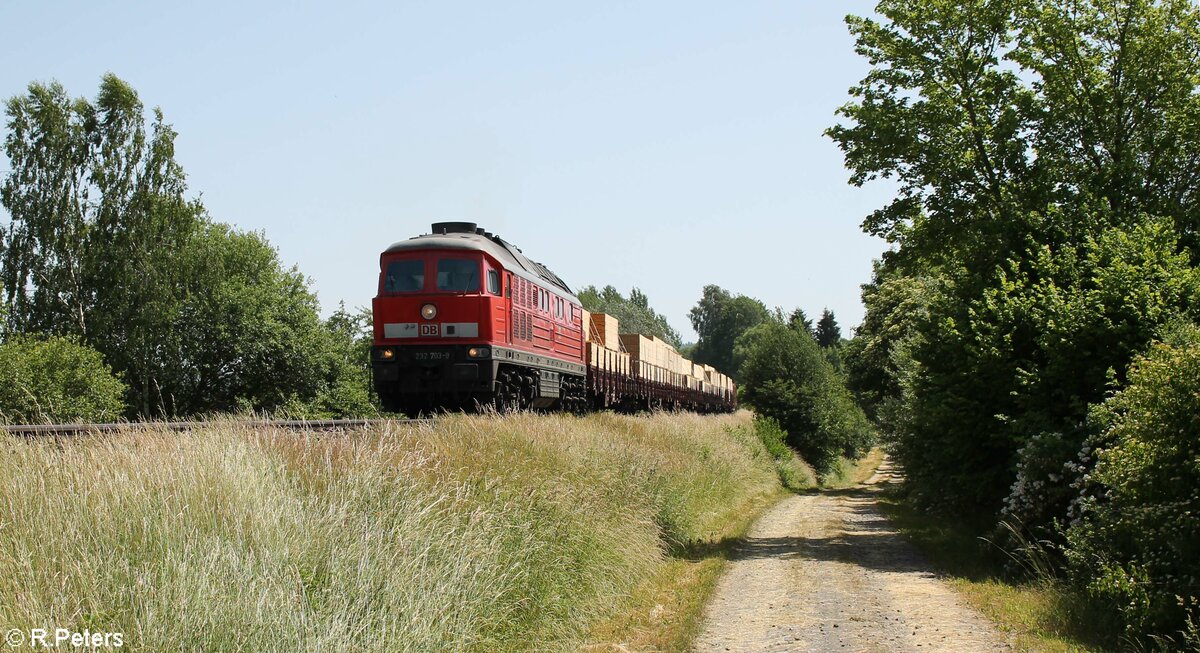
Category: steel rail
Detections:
[{"x1": 1, "y1": 418, "x2": 431, "y2": 437}]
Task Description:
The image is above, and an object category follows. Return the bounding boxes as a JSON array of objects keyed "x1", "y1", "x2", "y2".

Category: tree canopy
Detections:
[
  {"x1": 814, "y1": 309, "x2": 842, "y2": 349},
  {"x1": 688, "y1": 285, "x2": 772, "y2": 380},
  {"x1": 1, "y1": 75, "x2": 374, "y2": 418},
  {"x1": 577, "y1": 285, "x2": 683, "y2": 348}
]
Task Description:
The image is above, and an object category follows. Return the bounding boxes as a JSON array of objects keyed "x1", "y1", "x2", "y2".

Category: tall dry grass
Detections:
[{"x1": 0, "y1": 411, "x2": 792, "y2": 652}]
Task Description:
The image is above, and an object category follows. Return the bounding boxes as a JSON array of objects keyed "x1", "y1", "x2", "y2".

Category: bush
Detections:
[
  {"x1": 894, "y1": 217, "x2": 1200, "y2": 518},
  {"x1": 1063, "y1": 322, "x2": 1200, "y2": 644},
  {"x1": 736, "y1": 322, "x2": 874, "y2": 476},
  {"x1": 753, "y1": 415, "x2": 816, "y2": 490},
  {"x1": 0, "y1": 335, "x2": 127, "y2": 423}
]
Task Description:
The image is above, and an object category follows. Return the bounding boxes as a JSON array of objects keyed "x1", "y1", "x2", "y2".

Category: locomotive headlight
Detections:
[
  {"x1": 467, "y1": 347, "x2": 491, "y2": 359},
  {"x1": 421, "y1": 303, "x2": 437, "y2": 320},
  {"x1": 373, "y1": 347, "x2": 396, "y2": 361}
]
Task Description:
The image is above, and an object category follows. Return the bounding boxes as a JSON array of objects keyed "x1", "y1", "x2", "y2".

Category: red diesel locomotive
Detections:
[
  {"x1": 371, "y1": 222, "x2": 589, "y2": 414},
  {"x1": 371, "y1": 222, "x2": 737, "y2": 415}
]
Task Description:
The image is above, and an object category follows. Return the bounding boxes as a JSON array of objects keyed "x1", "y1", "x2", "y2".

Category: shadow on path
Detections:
[{"x1": 677, "y1": 463, "x2": 937, "y2": 577}]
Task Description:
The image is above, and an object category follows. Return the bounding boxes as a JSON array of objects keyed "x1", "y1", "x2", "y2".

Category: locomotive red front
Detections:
[{"x1": 371, "y1": 222, "x2": 588, "y2": 414}]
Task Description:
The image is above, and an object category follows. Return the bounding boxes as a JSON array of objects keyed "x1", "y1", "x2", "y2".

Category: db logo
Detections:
[{"x1": 420, "y1": 323, "x2": 440, "y2": 337}]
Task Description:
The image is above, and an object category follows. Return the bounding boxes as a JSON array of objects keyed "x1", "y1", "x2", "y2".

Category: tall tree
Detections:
[
  {"x1": 688, "y1": 285, "x2": 772, "y2": 380},
  {"x1": 2, "y1": 80, "x2": 95, "y2": 335},
  {"x1": 2, "y1": 75, "x2": 201, "y2": 414},
  {"x1": 814, "y1": 309, "x2": 842, "y2": 349},
  {"x1": 787, "y1": 308, "x2": 814, "y2": 338}
]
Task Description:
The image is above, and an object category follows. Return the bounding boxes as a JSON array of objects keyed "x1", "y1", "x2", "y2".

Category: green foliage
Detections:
[
  {"x1": 736, "y1": 322, "x2": 874, "y2": 475},
  {"x1": 578, "y1": 285, "x2": 682, "y2": 348},
  {"x1": 752, "y1": 415, "x2": 792, "y2": 462},
  {"x1": 315, "y1": 303, "x2": 376, "y2": 418},
  {"x1": 788, "y1": 0, "x2": 1200, "y2": 646},
  {"x1": 752, "y1": 415, "x2": 816, "y2": 490},
  {"x1": 814, "y1": 309, "x2": 842, "y2": 349},
  {"x1": 829, "y1": 0, "x2": 1200, "y2": 263},
  {"x1": 164, "y1": 224, "x2": 374, "y2": 417},
  {"x1": 1063, "y1": 323, "x2": 1200, "y2": 644},
  {"x1": 0, "y1": 335, "x2": 126, "y2": 423},
  {"x1": 900, "y1": 217, "x2": 1200, "y2": 516},
  {"x1": 1, "y1": 76, "x2": 369, "y2": 419},
  {"x1": 843, "y1": 266, "x2": 941, "y2": 431},
  {"x1": 688, "y1": 285, "x2": 772, "y2": 382},
  {"x1": 831, "y1": 0, "x2": 1200, "y2": 518},
  {"x1": 786, "y1": 307, "x2": 813, "y2": 337},
  {"x1": 832, "y1": 1, "x2": 1200, "y2": 644}
]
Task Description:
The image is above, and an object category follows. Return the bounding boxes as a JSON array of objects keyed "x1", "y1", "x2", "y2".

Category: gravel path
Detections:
[{"x1": 692, "y1": 459, "x2": 1011, "y2": 653}]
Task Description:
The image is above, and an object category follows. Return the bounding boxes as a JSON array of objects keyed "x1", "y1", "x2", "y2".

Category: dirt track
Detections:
[{"x1": 692, "y1": 459, "x2": 1011, "y2": 653}]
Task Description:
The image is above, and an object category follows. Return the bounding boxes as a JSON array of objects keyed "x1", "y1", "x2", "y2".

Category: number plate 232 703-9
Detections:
[{"x1": 413, "y1": 351, "x2": 451, "y2": 361}]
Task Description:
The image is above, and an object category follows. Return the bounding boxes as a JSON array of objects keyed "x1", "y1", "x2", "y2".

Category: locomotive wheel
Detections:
[
  {"x1": 494, "y1": 369, "x2": 515, "y2": 413},
  {"x1": 495, "y1": 367, "x2": 533, "y2": 413}
]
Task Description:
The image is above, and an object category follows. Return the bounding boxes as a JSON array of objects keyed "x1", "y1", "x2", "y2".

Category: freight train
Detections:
[{"x1": 370, "y1": 222, "x2": 736, "y2": 415}]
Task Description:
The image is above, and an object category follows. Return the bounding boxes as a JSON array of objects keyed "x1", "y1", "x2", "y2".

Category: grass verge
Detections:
[
  {"x1": 876, "y1": 483, "x2": 1113, "y2": 652},
  {"x1": 0, "y1": 410, "x2": 804, "y2": 652},
  {"x1": 821, "y1": 446, "x2": 886, "y2": 489}
]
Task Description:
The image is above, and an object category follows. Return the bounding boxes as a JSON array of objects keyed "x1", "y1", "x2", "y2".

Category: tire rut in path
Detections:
[{"x1": 692, "y1": 459, "x2": 1012, "y2": 653}]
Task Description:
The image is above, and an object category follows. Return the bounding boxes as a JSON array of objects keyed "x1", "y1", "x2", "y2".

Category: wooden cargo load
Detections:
[
  {"x1": 588, "y1": 342, "x2": 633, "y2": 375},
  {"x1": 590, "y1": 313, "x2": 620, "y2": 349},
  {"x1": 619, "y1": 334, "x2": 654, "y2": 362},
  {"x1": 652, "y1": 336, "x2": 672, "y2": 369},
  {"x1": 586, "y1": 342, "x2": 602, "y2": 370}
]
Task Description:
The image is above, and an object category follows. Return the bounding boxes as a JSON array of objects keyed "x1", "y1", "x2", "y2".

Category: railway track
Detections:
[{"x1": 1, "y1": 418, "x2": 431, "y2": 438}]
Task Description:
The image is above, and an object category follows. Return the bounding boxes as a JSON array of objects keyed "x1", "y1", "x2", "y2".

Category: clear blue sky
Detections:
[{"x1": 0, "y1": 1, "x2": 893, "y2": 340}]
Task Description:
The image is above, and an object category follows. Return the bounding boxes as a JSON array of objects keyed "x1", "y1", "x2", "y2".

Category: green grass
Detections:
[
  {"x1": 820, "y1": 446, "x2": 886, "y2": 489},
  {"x1": 0, "y1": 411, "x2": 800, "y2": 652},
  {"x1": 876, "y1": 484, "x2": 1116, "y2": 652}
]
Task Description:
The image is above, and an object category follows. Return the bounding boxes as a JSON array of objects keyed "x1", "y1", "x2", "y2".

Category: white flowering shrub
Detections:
[{"x1": 997, "y1": 429, "x2": 1092, "y2": 571}]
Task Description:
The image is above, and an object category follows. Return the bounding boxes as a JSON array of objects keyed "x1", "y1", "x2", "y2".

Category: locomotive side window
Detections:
[
  {"x1": 437, "y1": 258, "x2": 480, "y2": 292},
  {"x1": 384, "y1": 259, "x2": 424, "y2": 292},
  {"x1": 487, "y1": 269, "x2": 500, "y2": 296}
]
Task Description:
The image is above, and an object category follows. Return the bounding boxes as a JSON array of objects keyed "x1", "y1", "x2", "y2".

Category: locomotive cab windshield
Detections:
[
  {"x1": 435, "y1": 258, "x2": 479, "y2": 293},
  {"x1": 383, "y1": 258, "x2": 424, "y2": 293},
  {"x1": 382, "y1": 255, "x2": 487, "y2": 295}
]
